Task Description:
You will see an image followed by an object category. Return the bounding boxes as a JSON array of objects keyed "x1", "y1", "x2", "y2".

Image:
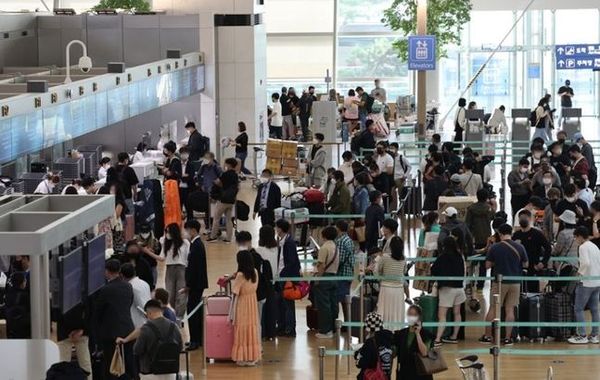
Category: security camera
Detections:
[{"x1": 78, "y1": 56, "x2": 92, "y2": 73}]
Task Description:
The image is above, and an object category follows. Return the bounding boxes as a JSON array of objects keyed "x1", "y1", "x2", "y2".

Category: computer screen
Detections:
[
  {"x1": 85, "y1": 234, "x2": 107, "y2": 296},
  {"x1": 59, "y1": 247, "x2": 83, "y2": 313}
]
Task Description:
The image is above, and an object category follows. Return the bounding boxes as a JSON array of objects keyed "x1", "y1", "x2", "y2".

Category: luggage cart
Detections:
[{"x1": 456, "y1": 355, "x2": 487, "y2": 380}]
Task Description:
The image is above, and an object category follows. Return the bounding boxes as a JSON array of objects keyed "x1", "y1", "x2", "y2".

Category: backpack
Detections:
[
  {"x1": 148, "y1": 322, "x2": 180, "y2": 375},
  {"x1": 46, "y1": 362, "x2": 87, "y2": 380},
  {"x1": 529, "y1": 109, "x2": 539, "y2": 127},
  {"x1": 365, "y1": 94, "x2": 375, "y2": 114},
  {"x1": 363, "y1": 338, "x2": 387, "y2": 380},
  {"x1": 199, "y1": 135, "x2": 210, "y2": 158},
  {"x1": 236, "y1": 200, "x2": 250, "y2": 221}
]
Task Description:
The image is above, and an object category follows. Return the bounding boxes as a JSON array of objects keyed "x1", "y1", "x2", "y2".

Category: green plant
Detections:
[
  {"x1": 382, "y1": 0, "x2": 472, "y2": 61},
  {"x1": 92, "y1": 0, "x2": 151, "y2": 12}
]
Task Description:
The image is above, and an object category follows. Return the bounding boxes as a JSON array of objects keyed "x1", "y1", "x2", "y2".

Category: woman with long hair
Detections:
[
  {"x1": 431, "y1": 236, "x2": 466, "y2": 346},
  {"x1": 231, "y1": 250, "x2": 261, "y2": 366},
  {"x1": 393, "y1": 305, "x2": 434, "y2": 380},
  {"x1": 159, "y1": 223, "x2": 190, "y2": 318},
  {"x1": 255, "y1": 225, "x2": 278, "y2": 340},
  {"x1": 375, "y1": 236, "x2": 406, "y2": 323}
]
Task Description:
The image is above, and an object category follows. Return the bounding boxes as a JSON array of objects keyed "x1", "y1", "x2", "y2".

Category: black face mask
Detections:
[
  {"x1": 558, "y1": 138, "x2": 566, "y2": 144},
  {"x1": 377, "y1": 148, "x2": 385, "y2": 154},
  {"x1": 163, "y1": 152, "x2": 169, "y2": 157}
]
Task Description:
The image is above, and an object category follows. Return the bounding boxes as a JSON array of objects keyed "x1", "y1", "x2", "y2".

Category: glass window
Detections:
[
  {"x1": 264, "y1": 0, "x2": 334, "y2": 34},
  {"x1": 267, "y1": 35, "x2": 334, "y2": 80},
  {"x1": 469, "y1": 11, "x2": 515, "y2": 47},
  {"x1": 338, "y1": 0, "x2": 392, "y2": 30}
]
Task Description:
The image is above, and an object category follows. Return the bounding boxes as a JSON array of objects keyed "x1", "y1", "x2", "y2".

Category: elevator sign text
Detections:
[
  {"x1": 555, "y1": 44, "x2": 600, "y2": 70},
  {"x1": 408, "y1": 36, "x2": 436, "y2": 71}
]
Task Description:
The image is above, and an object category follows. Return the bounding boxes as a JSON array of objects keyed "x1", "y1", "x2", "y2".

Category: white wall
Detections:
[{"x1": 472, "y1": 0, "x2": 600, "y2": 11}]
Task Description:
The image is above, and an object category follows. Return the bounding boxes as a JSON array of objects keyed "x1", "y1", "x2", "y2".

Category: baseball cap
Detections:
[
  {"x1": 450, "y1": 174, "x2": 461, "y2": 183},
  {"x1": 573, "y1": 132, "x2": 584, "y2": 142},
  {"x1": 443, "y1": 207, "x2": 458, "y2": 217}
]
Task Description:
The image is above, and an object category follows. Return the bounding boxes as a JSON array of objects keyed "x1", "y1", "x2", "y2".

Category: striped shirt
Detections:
[
  {"x1": 336, "y1": 234, "x2": 355, "y2": 278},
  {"x1": 375, "y1": 255, "x2": 406, "y2": 288}
]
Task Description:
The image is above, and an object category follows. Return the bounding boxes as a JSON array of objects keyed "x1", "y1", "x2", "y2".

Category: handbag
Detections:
[
  {"x1": 110, "y1": 344, "x2": 125, "y2": 376},
  {"x1": 283, "y1": 280, "x2": 310, "y2": 300},
  {"x1": 415, "y1": 347, "x2": 448, "y2": 376}
]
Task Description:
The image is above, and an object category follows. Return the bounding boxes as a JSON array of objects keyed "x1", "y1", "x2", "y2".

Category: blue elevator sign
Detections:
[
  {"x1": 408, "y1": 36, "x2": 436, "y2": 71},
  {"x1": 555, "y1": 44, "x2": 600, "y2": 70}
]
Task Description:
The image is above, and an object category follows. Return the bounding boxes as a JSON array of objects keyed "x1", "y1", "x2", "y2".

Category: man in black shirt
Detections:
[
  {"x1": 207, "y1": 158, "x2": 239, "y2": 243},
  {"x1": 184, "y1": 121, "x2": 207, "y2": 162},
  {"x1": 558, "y1": 79, "x2": 574, "y2": 127},
  {"x1": 107, "y1": 152, "x2": 139, "y2": 214},
  {"x1": 512, "y1": 209, "x2": 551, "y2": 293},
  {"x1": 280, "y1": 86, "x2": 294, "y2": 140},
  {"x1": 298, "y1": 86, "x2": 317, "y2": 142},
  {"x1": 555, "y1": 183, "x2": 589, "y2": 224},
  {"x1": 183, "y1": 220, "x2": 208, "y2": 350}
]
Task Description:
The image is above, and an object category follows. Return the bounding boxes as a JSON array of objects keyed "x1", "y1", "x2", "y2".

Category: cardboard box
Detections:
[
  {"x1": 438, "y1": 196, "x2": 477, "y2": 222},
  {"x1": 282, "y1": 140, "x2": 298, "y2": 159},
  {"x1": 282, "y1": 158, "x2": 298, "y2": 168},
  {"x1": 280, "y1": 166, "x2": 298, "y2": 176},
  {"x1": 266, "y1": 157, "x2": 281, "y2": 175},
  {"x1": 266, "y1": 139, "x2": 283, "y2": 158}
]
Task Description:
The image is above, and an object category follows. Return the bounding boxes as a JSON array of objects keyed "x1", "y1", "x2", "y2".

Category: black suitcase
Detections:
[
  {"x1": 518, "y1": 293, "x2": 546, "y2": 341},
  {"x1": 401, "y1": 186, "x2": 422, "y2": 215},
  {"x1": 350, "y1": 295, "x2": 376, "y2": 339},
  {"x1": 545, "y1": 291, "x2": 575, "y2": 341}
]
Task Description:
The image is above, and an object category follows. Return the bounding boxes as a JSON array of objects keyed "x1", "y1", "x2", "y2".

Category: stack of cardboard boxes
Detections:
[
  {"x1": 265, "y1": 139, "x2": 299, "y2": 176},
  {"x1": 281, "y1": 140, "x2": 298, "y2": 176}
]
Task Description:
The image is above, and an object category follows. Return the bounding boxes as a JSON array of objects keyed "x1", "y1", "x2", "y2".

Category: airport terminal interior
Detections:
[{"x1": 1, "y1": 0, "x2": 600, "y2": 379}]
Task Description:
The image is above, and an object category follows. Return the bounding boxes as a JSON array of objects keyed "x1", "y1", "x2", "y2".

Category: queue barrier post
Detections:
[
  {"x1": 335, "y1": 319, "x2": 341, "y2": 380},
  {"x1": 345, "y1": 294, "x2": 352, "y2": 375},
  {"x1": 318, "y1": 346, "x2": 326, "y2": 380},
  {"x1": 493, "y1": 292, "x2": 501, "y2": 380},
  {"x1": 547, "y1": 366, "x2": 554, "y2": 380},
  {"x1": 359, "y1": 273, "x2": 365, "y2": 343},
  {"x1": 202, "y1": 296, "x2": 207, "y2": 375}
]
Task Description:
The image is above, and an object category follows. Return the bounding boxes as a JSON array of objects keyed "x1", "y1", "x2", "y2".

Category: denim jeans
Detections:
[
  {"x1": 574, "y1": 284, "x2": 600, "y2": 336},
  {"x1": 235, "y1": 151, "x2": 252, "y2": 175}
]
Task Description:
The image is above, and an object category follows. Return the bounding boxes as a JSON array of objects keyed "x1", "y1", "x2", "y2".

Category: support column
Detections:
[
  {"x1": 29, "y1": 255, "x2": 50, "y2": 339},
  {"x1": 416, "y1": 0, "x2": 428, "y2": 138}
]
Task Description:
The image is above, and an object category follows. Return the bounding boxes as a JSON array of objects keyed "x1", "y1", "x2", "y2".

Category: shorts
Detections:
[
  {"x1": 438, "y1": 287, "x2": 467, "y2": 308},
  {"x1": 491, "y1": 282, "x2": 520, "y2": 308},
  {"x1": 337, "y1": 281, "x2": 352, "y2": 303}
]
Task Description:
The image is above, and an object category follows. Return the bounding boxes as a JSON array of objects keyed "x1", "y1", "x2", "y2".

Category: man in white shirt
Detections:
[
  {"x1": 569, "y1": 226, "x2": 600, "y2": 344},
  {"x1": 370, "y1": 78, "x2": 387, "y2": 103},
  {"x1": 34, "y1": 175, "x2": 60, "y2": 194},
  {"x1": 121, "y1": 263, "x2": 151, "y2": 329},
  {"x1": 575, "y1": 177, "x2": 594, "y2": 208},
  {"x1": 339, "y1": 151, "x2": 355, "y2": 191},
  {"x1": 269, "y1": 92, "x2": 283, "y2": 139},
  {"x1": 374, "y1": 142, "x2": 394, "y2": 176},
  {"x1": 487, "y1": 105, "x2": 508, "y2": 134},
  {"x1": 389, "y1": 142, "x2": 412, "y2": 210}
]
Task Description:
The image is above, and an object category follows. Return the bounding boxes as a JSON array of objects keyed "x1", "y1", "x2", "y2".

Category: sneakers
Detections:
[
  {"x1": 502, "y1": 338, "x2": 514, "y2": 346},
  {"x1": 315, "y1": 332, "x2": 334, "y2": 339},
  {"x1": 589, "y1": 335, "x2": 600, "y2": 344},
  {"x1": 569, "y1": 335, "x2": 590, "y2": 344},
  {"x1": 478, "y1": 335, "x2": 493, "y2": 344},
  {"x1": 442, "y1": 337, "x2": 458, "y2": 344}
]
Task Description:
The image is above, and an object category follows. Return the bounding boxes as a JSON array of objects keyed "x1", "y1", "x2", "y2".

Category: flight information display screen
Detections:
[
  {"x1": 12, "y1": 112, "x2": 43, "y2": 157},
  {"x1": 60, "y1": 247, "x2": 83, "y2": 313},
  {"x1": 0, "y1": 119, "x2": 11, "y2": 163},
  {"x1": 107, "y1": 86, "x2": 129, "y2": 125},
  {"x1": 86, "y1": 234, "x2": 107, "y2": 296}
]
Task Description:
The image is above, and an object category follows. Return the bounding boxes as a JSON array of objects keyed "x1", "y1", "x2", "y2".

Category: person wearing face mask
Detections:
[
  {"x1": 374, "y1": 141, "x2": 394, "y2": 197},
  {"x1": 253, "y1": 169, "x2": 281, "y2": 227},
  {"x1": 393, "y1": 305, "x2": 434, "y2": 380},
  {"x1": 454, "y1": 98, "x2": 467, "y2": 142},
  {"x1": 184, "y1": 121, "x2": 208, "y2": 162},
  {"x1": 575, "y1": 177, "x2": 594, "y2": 208},
  {"x1": 354, "y1": 312, "x2": 394, "y2": 380},
  {"x1": 309, "y1": 133, "x2": 327, "y2": 188},
  {"x1": 274, "y1": 219, "x2": 301, "y2": 337},
  {"x1": 569, "y1": 144, "x2": 590, "y2": 182},
  {"x1": 533, "y1": 170, "x2": 561, "y2": 201},
  {"x1": 508, "y1": 159, "x2": 532, "y2": 218},
  {"x1": 374, "y1": 235, "x2": 406, "y2": 324},
  {"x1": 551, "y1": 210, "x2": 579, "y2": 274},
  {"x1": 106, "y1": 152, "x2": 139, "y2": 215},
  {"x1": 512, "y1": 210, "x2": 552, "y2": 293},
  {"x1": 591, "y1": 201, "x2": 600, "y2": 250},
  {"x1": 438, "y1": 207, "x2": 474, "y2": 257},
  {"x1": 512, "y1": 195, "x2": 544, "y2": 232},
  {"x1": 180, "y1": 220, "x2": 208, "y2": 351},
  {"x1": 568, "y1": 226, "x2": 600, "y2": 345},
  {"x1": 193, "y1": 152, "x2": 222, "y2": 228},
  {"x1": 161, "y1": 140, "x2": 182, "y2": 181},
  {"x1": 527, "y1": 143, "x2": 546, "y2": 168},
  {"x1": 207, "y1": 158, "x2": 240, "y2": 243},
  {"x1": 573, "y1": 132, "x2": 597, "y2": 188},
  {"x1": 179, "y1": 146, "x2": 195, "y2": 218},
  {"x1": 133, "y1": 142, "x2": 147, "y2": 164},
  {"x1": 388, "y1": 142, "x2": 412, "y2": 210},
  {"x1": 97, "y1": 157, "x2": 111, "y2": 180},
  {"x1": 339, "y1": 151, "x2": 355, "y2": 191},
  {"x1": 531, "y1": 158, "x2": 561, "y2": 189},
  {"x1": 231, "y1": 121, "x2": 251, "y2": 176},
  {"x1": 135, "y1": 223, "x2": 162, "y2": 283},
  {"x1": 364, "y1": 191, "x2": 385, "y2": 252},
  {"x1": 555, "y1": 184, "x2": 589, "y2": 224},
  {"x1": 122, "y1": 241, "x2": 155, "y2": 291},
  {"x1": 158, "y1": 223, "x2": 191, "y2": 318},
  {"x1": 34, "y1": 174, "x2": 60, "y2": 194},
  {"x1": 423, "y1": 166, "x2": 448, "y2": 213},
  {"x1": 542, "y1": 188, "x2": 563, "y2": 242},
  {"x1": 327, "y1": 171, "x2": 352, "y2": 216},
  {"x1": 549, "y1": 142, "x2": 570, "y2": 185}
]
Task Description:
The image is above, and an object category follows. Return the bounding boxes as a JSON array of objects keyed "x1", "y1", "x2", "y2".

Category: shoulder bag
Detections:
[{"x1": 415, "y1": 347, "x2": 448, "y2": 376}]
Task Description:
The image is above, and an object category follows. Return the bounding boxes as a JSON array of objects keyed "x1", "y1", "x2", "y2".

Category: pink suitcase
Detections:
[
  {"x1": 204, "y1": 315, "x2": 235, "y2": 360},
  {"x1": 205, "y1": 295, "x2": 231, "y2": 316}
]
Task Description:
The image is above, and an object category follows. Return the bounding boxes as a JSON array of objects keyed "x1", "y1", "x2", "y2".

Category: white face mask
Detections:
[
  {"x1": 565, "y1": 196, "x2": 576, "y2": 203},
  {"x1": 406, "y1": 315, "x2": 419, "y2": 325},
  {"x1": 543, "y1": 178, "x2": 552, "y2": 185},
  {"x1": 165, "y1": 233, "x2": 172, "y2": 240},
  {"x1": 313, "y1": 139, "x2": 320, "y2": 145},
  {"x1": 259, "y1": 177, "x2": 269, "y2": 184},
  {"x1": 533, "y1": 152, "x2": 542, "y2": 159},
  {"x1": 140, "y1": 233, "x2": 150, "y2": 239},
  {"x1": 330, "y1": 179, "x2": 337, "y2": 185},
  {"x1": 238, "y1": 245, "x2": 248, "y2": 251},
  {"x1": 182, "y1": 230, "x2": 190, "y2": 240},
  {"x1": 520, "y1": 167, "x2": 528, "y2": 174},
  {"x1": 181, "y1": 154, "x2": 189, "y2": 161}
]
